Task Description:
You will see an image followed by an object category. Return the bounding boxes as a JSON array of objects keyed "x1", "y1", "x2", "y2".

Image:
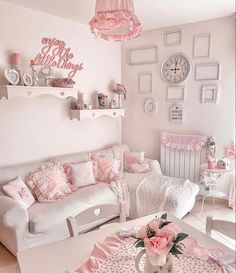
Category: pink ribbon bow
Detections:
[{"x1": 208, "y1": 250, "x2": 236, "y2": 273}]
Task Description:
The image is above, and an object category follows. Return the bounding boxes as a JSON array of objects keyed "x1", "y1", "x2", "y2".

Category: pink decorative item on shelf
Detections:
[
  {"x1": 51, "y1": 78, "x2": 75, "y2": 88},
  {"x1": 207, "y1": 161, "x2": 215, "y2": 169},
  {"x1": 89, "y1": 0, "x2": 142, "y2": 41},
  {"x1": 135, "y1": 213, "x2": 188, "y2": 273},
  {"x1": 97, "y1": 92, "x2": 108, "y2": 109},
  {"x1": 113, "y1": 83, "x2": 127, "y2": 108},
  {"x1": 33, "y1": 37, "x2": 84, "y2": 78},
  {"x1": 11, "y1": 53, "x2": 21, "y2": 66}
]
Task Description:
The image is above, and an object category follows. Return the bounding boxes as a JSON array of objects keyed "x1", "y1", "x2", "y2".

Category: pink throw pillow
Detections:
[
  {"x1": 124, "y1": 151, "x2": 145, "y2": 171},
  {"x1": 2, "y1": 177, "x2": 35, "y2": 208},
  {"x1": 27, "y1": 162, "x2": 73, "y2": 203},
  {"x1": 67, "y1": 161, "x2": 96, "y2": 188},
  {"x1": 98, "y1": 158, "x2": 123, "y2": 183},
  {"x1": 128, "y1": 162, "x2": 151, "y2": 173},
  {"x1": 89, "y1": 153, "x2": 122, "y2": 183}
]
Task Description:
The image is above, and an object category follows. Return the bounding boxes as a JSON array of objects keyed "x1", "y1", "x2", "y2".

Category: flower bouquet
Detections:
[
  {"x1": 135, "y1": 213, "x2": 188, "y2": 273},
  {"x1": 97, "y1": 93, "x2": 108, "y2": 109}
]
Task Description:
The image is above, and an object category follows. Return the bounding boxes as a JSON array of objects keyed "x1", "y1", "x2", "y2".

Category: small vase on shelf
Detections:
[{"x1": 30, "y1": 60, "x2": 38, "y2": 86}]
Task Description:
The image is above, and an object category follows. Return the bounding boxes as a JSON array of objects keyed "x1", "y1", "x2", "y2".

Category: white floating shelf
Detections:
[
  {"x1": 70, "y1": 109, "x2": 125, "y2": 120},
  {"x1": 0, "y1": 85, "x2": 78, "y2": 100}
]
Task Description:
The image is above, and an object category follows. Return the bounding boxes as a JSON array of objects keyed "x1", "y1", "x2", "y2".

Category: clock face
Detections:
[{"x1": 161, "y1": 53, "x2": 192, "y2": 83}]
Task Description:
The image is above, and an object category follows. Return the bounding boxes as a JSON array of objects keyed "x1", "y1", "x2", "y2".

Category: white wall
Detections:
[
  {"x1": 0, "y1": 1, "x2": 121, "y2": 167},
  {"x1": 122, "y1": 16, "x2": 235, "y2": 160}
]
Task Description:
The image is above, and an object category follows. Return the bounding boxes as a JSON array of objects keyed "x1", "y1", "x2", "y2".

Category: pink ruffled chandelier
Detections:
[{"x1": 89, "y1": 0, "x2": 142, "y2": 41}]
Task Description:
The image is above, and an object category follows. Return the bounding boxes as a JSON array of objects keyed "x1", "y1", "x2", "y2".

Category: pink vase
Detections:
[{"x1": 208, "y1": 162, "x2": 215, "y2": 169}]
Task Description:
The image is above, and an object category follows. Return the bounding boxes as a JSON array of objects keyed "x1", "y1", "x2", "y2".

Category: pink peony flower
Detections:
[
  {"x1": 144, "y1": 230, "x2": 174, "y2": 257},
  {"x1": 162, "y1": 223, "x2": 181, "y2": 239},
  {"x1": 136, "y1": 219, "x2": 161, "y2": 239}
]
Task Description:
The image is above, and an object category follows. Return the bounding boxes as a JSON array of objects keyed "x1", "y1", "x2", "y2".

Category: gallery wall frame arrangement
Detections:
[
  {"x1": 164, "y1": 29, "x2": 182, "y2": 46},
  {"x1": 144, "y1": 98, "x2": 158, "y2": 115},
  {"x1": 200, "y1": 84, "x2": 219, "y2": 104},
  {"x1": 195, "y1": 63, "x2": 220, "y2": 81},
  {"x1": 129, "y1": 45, "x2": 158, "y2": 65},
  {"x1": 166, "y1": 85, "x2": 186, "y2": 102},
  {"x1": 193, "y1": 33, "x2": 211, "y2": 58},
  {"x1": 139, "y1": 72, "x2": 152, "y2": 94}
]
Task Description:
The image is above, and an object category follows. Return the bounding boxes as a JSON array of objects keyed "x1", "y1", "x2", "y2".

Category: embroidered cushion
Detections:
[
  {"x1": 128, "y1": 162, "x2": 151, "y2": 173},
  {"x1": 68, "y1": 161, "x2": 96, "y2": 188},
  {"x1": 124, "y1": 151, "x2": 145, "y2": 171},
  {"x1": 2, "y1": 176, "x2": 35, "y2": 209},
  {"x1": 27, "y1": 162, "x2": 73, "y2": 203}
]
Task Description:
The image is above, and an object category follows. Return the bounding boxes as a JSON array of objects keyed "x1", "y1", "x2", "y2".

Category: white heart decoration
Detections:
[
  {"x1": 4, "y1": 68, "x2": 20, "y2": 85},
  {"x1": 40, "y1": 66, "x2": 52, "y2": 76},
  {"x1": 94, "y1": 208, "x2": 101, "y2": 217}
]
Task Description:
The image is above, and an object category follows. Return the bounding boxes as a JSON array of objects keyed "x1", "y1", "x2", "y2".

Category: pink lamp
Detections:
[{"x1": 89, "y1": 0, "x2": 142, "y2": 41}]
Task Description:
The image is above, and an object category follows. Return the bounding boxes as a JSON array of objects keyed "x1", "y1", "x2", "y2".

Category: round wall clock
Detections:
[{"x1": 161, "y1": 53, "x2": 192, "y2": 84}]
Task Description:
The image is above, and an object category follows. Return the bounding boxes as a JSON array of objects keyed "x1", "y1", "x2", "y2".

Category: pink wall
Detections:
[
  {"x1": 122, "y1": 16, "x2": 235, "y2": 160},
  {"x1": 0, "y1": 1, "x2": 121, "y2": 167}
]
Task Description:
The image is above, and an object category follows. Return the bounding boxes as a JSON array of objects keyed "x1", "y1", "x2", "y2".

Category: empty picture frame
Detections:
[
  {"x1": 144, "y1": 98, "x2": 158, "y2": 115},
  {"x1": 201, "y1": 84, "x2": 219, "y2": 104},
  {"x1": 139, "y1": 72, "x2": 152, "y2": 93},
  {"x1": 166, "y1": 86, "x2": 186, "y2": 102},
  {"x1": 193, "y1": 33, "x2": 211, "y2": 58},
  {"x1": 195, "y1": 63, "x2": 220, "y2": 81},
  {"x1": 129, "y1": 46, "x2": 157, "y2": 65},
  {"x1": 164, "y1": 30, "x2": 182, "y2": 46}
]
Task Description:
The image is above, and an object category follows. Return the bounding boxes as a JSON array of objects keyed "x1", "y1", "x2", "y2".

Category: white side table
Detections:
[{"x1": 199, "y1": 165, "x2": 234, "y2": 215}]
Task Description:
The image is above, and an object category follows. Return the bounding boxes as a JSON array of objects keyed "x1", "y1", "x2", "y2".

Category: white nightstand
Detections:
[{"x1": 199, "y1": 164, "x2": 234, "y2": 215}]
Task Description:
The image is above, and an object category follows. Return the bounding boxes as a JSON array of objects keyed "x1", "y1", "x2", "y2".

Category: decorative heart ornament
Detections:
[
  {"x1": 4, "y1": 68, "x2": 20, "y2": 85},
  {"x1": 93, "y1": 208, "x2": 101, "y2": 216},
  {"x1": 40, "y1": 66, "x2": 52, "y2": 76}
]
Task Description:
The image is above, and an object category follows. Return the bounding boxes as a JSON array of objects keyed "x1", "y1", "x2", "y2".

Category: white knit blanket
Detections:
[{"x1": 111, "y1": 170, "x2": 199, "y2": 219}]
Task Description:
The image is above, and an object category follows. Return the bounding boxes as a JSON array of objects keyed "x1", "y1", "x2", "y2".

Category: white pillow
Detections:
[
  {"x1": 70, "y1": 161, "x2": 96, "y2": 188},
  {"x1": 124, "y1": 151, "x2": 145, "y2": 171},
  {"x1": 2, "y1": 176, "x2": 35, "y2": 209}
]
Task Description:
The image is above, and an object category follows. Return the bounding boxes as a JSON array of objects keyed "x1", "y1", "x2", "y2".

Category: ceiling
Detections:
[{"x1": 2, "y1": 0, "x2": 235, "y2": 30}]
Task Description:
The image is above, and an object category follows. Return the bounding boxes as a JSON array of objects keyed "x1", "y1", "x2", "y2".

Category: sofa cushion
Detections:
[
  {"x1": 27, "y1": 162, "x2": 73, "y2": 203},
  {"x1": 27, "y1": 182, "x2": 117, "y2": 234}
]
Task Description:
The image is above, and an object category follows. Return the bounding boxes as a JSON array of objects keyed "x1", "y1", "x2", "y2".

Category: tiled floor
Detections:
[{"x1": 0, "y1": 199, "x2": 235, "y2": 273}]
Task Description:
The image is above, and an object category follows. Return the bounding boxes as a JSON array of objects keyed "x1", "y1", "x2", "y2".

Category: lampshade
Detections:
[{"x1": 89, "y1": 0, "x2": 142, "y2": 41}]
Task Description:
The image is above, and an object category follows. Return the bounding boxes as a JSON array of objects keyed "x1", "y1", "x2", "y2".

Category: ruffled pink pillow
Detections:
[
  {"x1": 2, "y1": 176, "x2": 35, "y2": 208},
  {"x1": 27, "y1": 162, "x2": 73, "y2": 203}
]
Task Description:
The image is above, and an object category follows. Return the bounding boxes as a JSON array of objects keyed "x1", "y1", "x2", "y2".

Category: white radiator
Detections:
[{"x1": 160, "y1": 132, "x2": 207, "y2": 184}]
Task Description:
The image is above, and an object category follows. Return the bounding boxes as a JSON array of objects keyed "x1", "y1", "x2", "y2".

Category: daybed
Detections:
[{"x1": 0, "y1": 145, "x2": 199, "y2": 256}]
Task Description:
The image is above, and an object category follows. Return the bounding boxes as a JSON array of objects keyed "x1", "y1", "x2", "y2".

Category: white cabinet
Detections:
[
  {"x1": 0, "y1": 85, "x2": 78, "y2": 100},
  {"x1": 70, "y1": 109, "x2": 125, "y2": 120}
]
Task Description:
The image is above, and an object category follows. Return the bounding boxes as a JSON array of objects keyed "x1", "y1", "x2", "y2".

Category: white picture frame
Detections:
[
  {"x1": 170, "y1": 104, "x2": 184, "y2": 123},
  {"x1": 139, "y1": 72, "x2": 152, "y2": 94},
  {"x1": 166, "y1": 86, "x2": 186, "y2": 102},
  {"x1": 195, "y1": 63, "x2": 220, "y2": 81},
  {"x1": 144, "y1": 98, "x2": 158, "y2": 115},
  {"x1": 129, "y1": 46, "x2": 157, "y2": 65},
  {"x1": 164, "y1": 30, "x2": 182, "y2": 46},
  {"x1": 201, "y1": 84, "x2": 219, "y2": 104},
  {"x1": 193, "y1": 33, "x2": 211, "y2": 58}
]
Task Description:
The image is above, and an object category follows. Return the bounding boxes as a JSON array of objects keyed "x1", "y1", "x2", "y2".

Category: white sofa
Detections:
[
  {"x1": 0, "y1": 144, "x2": 199, "y2": 256},
  {"x1": 0, "y1": 145, "x2": 127, "y2": 256}
]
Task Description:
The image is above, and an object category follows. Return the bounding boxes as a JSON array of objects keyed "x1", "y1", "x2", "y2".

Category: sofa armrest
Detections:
[
  {"x1": 0, "y1": 196, "x2": 29, "y2": 231},
  {"x1": 145, "y1": 158, "x2": 163, "y2": 175}
]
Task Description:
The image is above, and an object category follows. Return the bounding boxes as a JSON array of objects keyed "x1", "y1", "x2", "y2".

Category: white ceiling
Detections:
[{"x1": 2, "y1": 0, "x2": 235, "y2": 30}]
